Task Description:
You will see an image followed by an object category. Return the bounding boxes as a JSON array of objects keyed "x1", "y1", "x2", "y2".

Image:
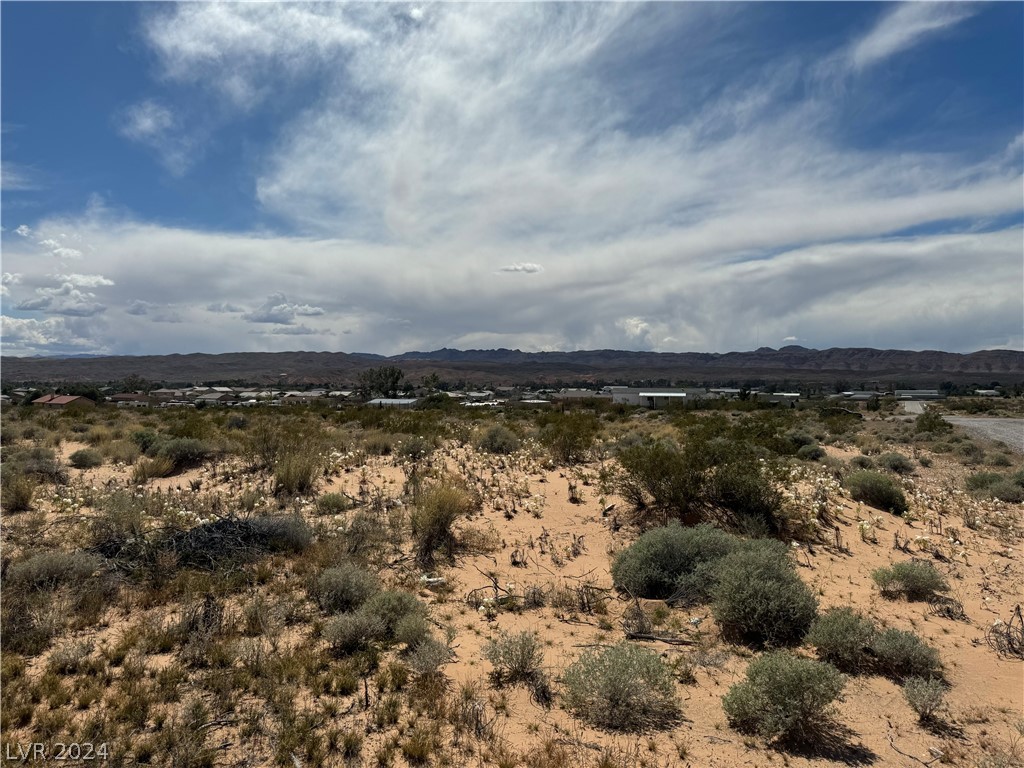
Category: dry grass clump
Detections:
[
  {"x1": 411, "y1": 477, "x2": 480, "y2": 567},
  {"x1": 311, "y1": 563, "x2": 380, "y2": 613}
]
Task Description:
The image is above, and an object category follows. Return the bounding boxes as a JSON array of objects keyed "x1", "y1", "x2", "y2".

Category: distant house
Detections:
[
  {"x1": 895, "y1": 390, "x2": 943, "y2": 400},
  {"x1": 974, "y1": 389, "x2": 1001, "y2": 397},
  {"x1": 610, "y1": 388, "x2": 706, "y2": 408},
  {"x1": 367, "y1": 398, "x2": 419, "y2": 409},
  {"x1": 0, "y1": 394, "x2": 12, "y2": 407},
  {"x1": 754, "y1": 392, "x2": 801, "y2": 406},
  {"x1": 110, "y1": 393, "x2": 152, "y2": 407},
  {"x1": 32, "y1": 395, "x2": 95, "y2": 408}
]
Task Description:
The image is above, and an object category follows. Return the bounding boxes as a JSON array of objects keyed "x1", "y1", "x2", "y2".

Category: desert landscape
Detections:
[{"x1": 1, "y1": 394, "x2": 1021, "y2": 767}]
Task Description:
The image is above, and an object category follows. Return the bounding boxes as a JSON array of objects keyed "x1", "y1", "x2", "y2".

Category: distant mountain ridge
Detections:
[{"x1": 2, "y1": 346, "x2": 1022, "y2": 387}]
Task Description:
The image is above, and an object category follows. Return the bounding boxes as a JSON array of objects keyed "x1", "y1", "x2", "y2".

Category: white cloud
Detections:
[
  {"x1": 54, "y1": 273, "x2": 115, "y2": 288},
  {"x1": 2, "y1": 163, "x2": 38, "y2": 191},
  {"x1": 243, "y1": 292, "x2": 325, "y2": 324},
  {"x1": 1, "y1": 316, "x2": 107, "y2": 356},
  {"x1": 206, "y1": 302, "x2": 246, "y2": 313},
  {"x1": 116, "y1": 99, "x2": 198, "y2": 175},
  {"x1": 499, "y1": 263, "x2": 545, "y2": 274},
  {"x1": 125, "y1": 300, "x2": 151, "y2": 316},
  {"x1": 849, "y1": 3, "x2": 976, "y2": 71},
  {"x1": 51, "y1": 247, "x2": 84, "y2": 260},
  {"x1": 15, "y1": 225, "x2": 32, "y2": 237},
  {"x1": 1, "y1": 273, "x2": 21, "y2": 297}
]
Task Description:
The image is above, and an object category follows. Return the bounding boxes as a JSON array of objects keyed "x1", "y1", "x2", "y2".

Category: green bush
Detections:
[
  {"x1": 990, "y1": 480, "x2": 1024, "y2": 503},
  {"x1": 360, "y1": 590, "x2": 426, "y2": 640},
  {"x1": 914, "y1": 411, "x2": 951, "y2": 434},
  {"x1": 705, "y1": 461, "x2": 785, "y2": 535},
  {"x1": 312, "y1": 564, "x2": 380, "y2": 614},
  {"x1": 484, "y1": 631, "x2": 544, "y2": 687},
  {"x1": 722, "y1": 651, "x2": 844, "y2": 744},
  {"x1": 616, "y1": 439, "x2": 695, "y2": 515},
  {"x1": 477, "y1": 425, "x2": 520, "y2": 455},
  {"x1": 845, "y1": 471, "x2": 909, "y2": 515},
  {"x1": 397, "y1": 435, "x2": 434, "y2": 462},
  {"x1": 610, "y1": 523, "x2": 737, "y2": 601},
  {"x1": 325, "y1": 612, "x2": 385, "y2": 656},
  {"x1": 394, "y1": 613, "x2": 432, "y2": 651},
  {"x1": 539, "y1": 412, "x2": 599, "y2": 465},
  {"x1": 903, "y1": 676, "x2": 945, "y2": 721},
  {"x1": 316, "y1": 492, "x2": 351, "y2": 515},
  {"x1": 1, "y1": 471, "x2": 36, "y2": 512},
  {"x1": 870, "y1": 629, "x2": 942, "y2": 681},
  {"x1": 878, "y1": 453, "x2": 914, "y2": 475},
  {"x1": 805, "y1": 607, "x2": 877, "y2": 673},
  {"x1": 562, "y1": 642, "x2": 680, "y2": 732},
  {"x1": 850, "y1": 455, "x2": 874, "y2": 469},
  {"x1": 157, "y1": 438, "x2": 212, "y2": 471},
  {"x1": 14, "y1": 447, "x2": 69, "y2": 485},
  {"x1": 69, "y1": 448, "x2": 104, "y2": 469},
  {"x1": 796, "y1": 444, "x2": 825, "y2": 461},
  {"x1": 872, "y1": 560, "x2": 948, "y2": 601},
  {"x1": 6, "y1": 551, "x2": 102, "y2": 591},
  {"x1": 410, "y1": 480, "x2": 478, "y2": 567},
  {"x1": 711, "y1": 542, "x2": 817, "y2": 647}
]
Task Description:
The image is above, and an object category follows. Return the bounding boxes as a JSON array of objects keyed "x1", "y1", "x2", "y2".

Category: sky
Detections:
[{"x1": 1, "y1": 2, "x2": 1022, "y2": 358}]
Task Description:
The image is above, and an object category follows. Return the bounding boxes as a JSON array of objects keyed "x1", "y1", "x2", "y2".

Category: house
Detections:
[
  {"x1": 754, "y1": 392, "x2": 801, "y2": 406},
  {"x1": 195, "y1": 393, "x2": 233, "y2": 405},
  {"x1": 110, "y1": 393, "x2": 152, "y2": 407},
  {"x1": 895, "y1": 390, "x2": 943, "y2": 400},
  {"x1": 0, "y1": 394, "x2": 12, "y2": 407},
  {"x1": 367, "y1": 398, "x2": 419, "y2": 409},
  {"x1": 551, "y1": 389, "x2": 610, "y2": 401},
  {"x1": 32, "y1": 395, "x2": 95, "y2": 408},
  {"x1": 610, "y1": 388, "x2": 706, "y2": 408}
]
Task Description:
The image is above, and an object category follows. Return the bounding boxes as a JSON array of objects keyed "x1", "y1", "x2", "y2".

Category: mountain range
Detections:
[{"x1": 2, "y1": 346, "x2": 1022, "y2": 387}]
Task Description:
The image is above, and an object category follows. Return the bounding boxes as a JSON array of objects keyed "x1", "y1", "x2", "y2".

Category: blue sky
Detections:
[{"x1": 2, "y1": 2, "x2": 1022, "y2": 357}]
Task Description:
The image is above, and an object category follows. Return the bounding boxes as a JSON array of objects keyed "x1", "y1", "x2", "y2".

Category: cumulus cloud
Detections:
[
  {"x1": 1, "y1": 273, "x2": 21, "y2": 297},
  {"x1": 499, "y1": 263, "x2": 545, "y2": 274},
  {"x1": 125, "y1": 300, "x2": 152, "y2": 316},
  {"x1": 250, "y1": 324, "x2": 324, "y2": 336},
  {"x1": 243, "y1": 292, "x2": 325, "y2": 324},
  {"x1": 15, "y1": 225, "x2": 32, "y2": 237},
  {"x1": 206, "y1": 302, "x2": 246, "y2": 313},
  {"x1": 1, "y1": 316, "x2": 107, "y2": 356}
]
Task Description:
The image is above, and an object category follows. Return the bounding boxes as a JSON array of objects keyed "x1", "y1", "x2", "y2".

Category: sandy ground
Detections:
[{"x1": 5, "y1": 431, "x2": 1024, "y2": 767}]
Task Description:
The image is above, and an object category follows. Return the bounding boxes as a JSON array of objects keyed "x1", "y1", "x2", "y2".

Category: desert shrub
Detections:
[
  {"x1": 1, "y1": 471, "x2": 36, "y2": 512},
  {"x1": 484, "y1": 631, "x2": 544, "y2": 687},
  {"x1": 956, "y1": 441, "x2": 985, "y2": 465},
  {"x1": 6, "y1": 551, "x2": 103, "y2": 591},
  {"x1": 132, "y1": 456, "x2": 176, "y2": 482},
  {"x1": 722, "y1": 651, "x2": 844, "y2": 744},
  {"x1": 850, "y1": 455, "x2": 874, "y2": 469},
  {"x1": 616, "y1": 439, "x2": 695, "y2": 515},
  {"x1": 562, "y1": 642, "x2": 680, "y2": 732},
  {"x1": 14, "y1": 446, "x2": 69, "y2": 484},
  {"x1": 990, "y1": 480, "x2": 1024, "y2": 503},
  {"x1": 325, "y1": 612, "x2": 385, "y2": 656},
  {"x1": 69, "y1": 448, "x2": 104, "y2": 469},
  {"x1": 362, "y1": 432, "x2": 394, "y2": 456},
  {"x1": 805, "y1": 607, "x2": 877, "y2": 673},
  {"x1": 845, "y1": 471, "x2": 909, "y2": 515},
  {"x1": 410, "y1": 479, "x2": 479, "y2": 567},
  {"x1": 312, "y1": 564, "x2": 380, "y2": 614},
  {"x1": 360, "y1": 590, "x2": 426, "y2": 640},
  {"x1": 131, "y1": 429, "x2": 160, "y2": 453},
  {"x1": 274, "y1": 447, "x2": 324, "y2": 496},
  {"x1": 407, "y1": 637, "x2": 450, "y2": 679},
  {"x1": 914, "y1": 410, "x2": 950, "y2": 434},
  {"x1": 872, "y1": 560, "x2": 948, "y2": 601},
  {"x1": 610, "y1": 523, "x2": 737, "y2": 601},
  {"x1": 539, "y1": 412, "x2": 599, "y2": 465},
  {"x1": 903, "y1": 676, "x2": 945, "y2": 721},
  {"x1": 397, "y1": 435, "x2": 434, "y2": 462},
  {"x1": 785, "y1": 430, "x2": 816, "y2": 450},
  {"x1": 156, "y1": 515, "x2": 311, "y2": 569},
  {"x1": 878, "y1": 452, "x2": 914, "y2": 474},
  {"x1": 156, "y1": 438, "x2": 211, "y2": 471},
  {"x1": 103, "y1": 440, "x2": 141, "y2": 465},
  {"x1": 477, "y1": 425, "x2": 520, "y2": 455},
  {"x1": 796, "y1": 444, "x2": 825, "y2": 461},
  {"x1": 870, "y1": 629, "x2": 942, "y2": 681},
  {"x1": 705, "y1": 461, "x2": 785, "y2": 534},
  {"x1": 711, "y1": 542, "x2": 817, "y2": 647},
  {"x1": 394, "y1": 613, "x2": 432, "y2": 651},
  {"x1": 315, "y1": 492, "x2": 351, "y2": 515}
]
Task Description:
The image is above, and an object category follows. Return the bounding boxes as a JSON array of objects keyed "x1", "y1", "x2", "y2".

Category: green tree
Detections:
[{"x1": 358, "y1": 366, "x2": 405, "y2": 398}]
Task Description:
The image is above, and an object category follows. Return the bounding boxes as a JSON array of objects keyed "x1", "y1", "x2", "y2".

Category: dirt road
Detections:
[{"x1": 944, "y1": 416, "x2": 1024, "y2": 453}]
